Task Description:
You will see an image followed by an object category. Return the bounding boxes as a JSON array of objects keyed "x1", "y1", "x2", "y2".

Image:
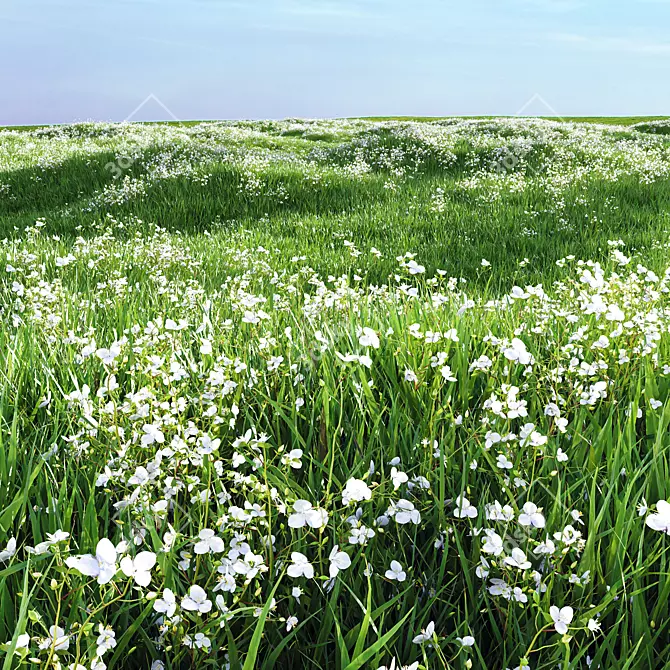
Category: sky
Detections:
[{"x1": 1, "y1": 0, "x2": 670, "y2": 125}]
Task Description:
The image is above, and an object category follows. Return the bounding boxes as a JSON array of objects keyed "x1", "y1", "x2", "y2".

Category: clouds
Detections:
[
  {"x1": 3, "y1": 0, "x2": 670, "y2": 123},
  {"x1": 516, "y1": 0, "x2": 584, "y2": 12},
  {"x1": 253, "y1": 0, "x2": 399, "y2": 39},
  {"x1": 279, "y1": 0, "x2": 380, "y2": 18},
  {"x1": 549, "y1": 32, "x2": 670, "y2": 55}
]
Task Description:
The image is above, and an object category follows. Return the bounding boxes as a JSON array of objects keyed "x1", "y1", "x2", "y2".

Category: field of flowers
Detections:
[{"x1": 1, "y1": 117, "x2": 670, "y2": 669}]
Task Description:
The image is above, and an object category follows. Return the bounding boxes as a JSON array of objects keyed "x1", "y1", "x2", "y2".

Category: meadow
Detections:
[{"x1": 1, "y1": 116, "x2": 670, "y2": 669}]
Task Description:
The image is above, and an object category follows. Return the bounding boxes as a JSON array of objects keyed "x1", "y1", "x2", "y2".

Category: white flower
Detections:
[
  {"x1": 638, "y1": 498, "x2": 648, "y2": 516},
  {"x1": 486, "y1": 500, "x2": 514, "y2": 521},
  {"x1": 128, "y1": 466, "x2": 150, "y2": 486},
  {"x1": 348, "y1": 525, "x2": 375, "y2": 545},
  {"x1": 456, "y1": 635, "x2": 475, "y2": 647},
  {"x1": 481, "y1": 530, "x2": 504, "y2": 556},
  {"x1": 232, "y1": 552, "x2": 267, "y2": 581},
  {"x1": 519, "y1": 423, "x2": 547, "y2": 447},
  {"x1": 120, "y1": 552, "x2": 156, "y2": 587},
  {"x1": 412, "y1": 621, "x2": 435, "y2": 644},
  {"x1": 181, "y1": 585, "x2": 212, "y2": 614},
  {"x1": 48, "y1": 530, "x2": 70, "y2": 544},
  {"x1": 287, "y1": 552, "x2": 314, "y2": 579},
  {"x1": 588, "y1": 618, "x2": 601, "y2": 633},
  {"x1": 518, "y1": 502, "x2": 545, "y2": 528},
  {"x1": 556, "y1": 448, "x2": 569, "y2": 463},
  {"x1": 606, "y1": 303, "x2": 625, "y2": 321},
  {"x1": 0, "y1": 538, "x2": 16, "y2": 562},
  {"x1": 178, "y1": 552, "x2": 191, "y2": 570},
  {"x1": 475, "y1": 557, "x2": 490, "y2": 579},
  {"x1": 342, "y1": 478, "x2": 372, "y2": 505},
  {"x1": 96, "y1": 344, "x2": 121, "y2": 366},
  {"x1": 282, "y1": 448, "x2": 303, "y2": 469},
  {"x1": 550, "y1": 605, "x2": 574, "y2": 634},
  {"x1": 410, "y1": 475, "x2": 430, "y2": 490},
  {"x1": 154, "y1": 588, "x2": 177, "y2": 618},
  {"x1": 544, "y1": 403, "x2": 560, "y2": 417},
  {"x1": 553, "y1": 525, "x2": 582, "y2": 545},
  {"x1": 646, "y1": 500, "x2": 670, "y2": 534},
  {"x1": 39, "y1": 626, "x2": 70, "y2": 652},
  {"x1": 268, "y1": 355, "x2": 284, "y2": 371},
  {"x1": 407, "y1": 259, "x2": 425, "y2": 274},
  {"x1": 512, "y1": 587, "x2": 528, "y2": 603},
  {"x1": 328, "y1": 545, "x2": 351, "y2": 578},
  {"x1": 534, "y1": 538, "x2": 556, "y2": 555},
  {"x1": 488, "y1": 578, "x2": 510, "y2": 598},
  {"x1": 359, "y1": 327, "x2": 380, "y2": 349},
  {"x1": 453, "y1": 495, "x2": 478, "y2": 519},
  {"x1": 286, "y1": 615, "x2": 299, "y2": 632},
  {"x1": 503, "y1": 548, "x2": 531, "y2": 570},
  {"x1": 65, "y1": 538, "x2": 118, "y2": 585},
  {"x1": 358, "y1": 354, "x2": 373, "y2": 368},
  {"x1": 8, "y1": 633, "x2": 30, "y2": 650},
  {"x1": 503, "y1": 338, "x2": 533, "y2": 365},
  {"x1": 95, "y1": 625, "x2": 117, "y2": 657},
  {"x1": 141, "y1": 424, "x2": 165, "y2": 447},
  {"x1": 441, "y1": 365, "x2": 457, "y2": 382},
  {"x1": 385, "y1": 560, "x2": 406, "y2": 582},
  {"x1": 390, "y1": 467, "x2": 408, "y2": 490},
  {"x1": 288, "y1": 500, "x2": 329, "y2": 529},
  {"x1": 197, "y1": 632, "x2": 213, "y2": 650},
  {"x1": 164, "y1": 318, "x2": 187, "y2": 331},
  {"x1": 378, "y1": 662, "x2": 419, "y2": 670},
  {"x1": 496, "y1": 454, "x2": 513, "y2": 469},
  {"x1": 194, "y1": 529, "x2": 225, "y2": 555},
  {"x1": 393, "y1": 499, "x2": 421, "y2": 524}
]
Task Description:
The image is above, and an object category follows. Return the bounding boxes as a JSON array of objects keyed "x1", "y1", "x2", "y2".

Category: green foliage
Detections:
[{"x1": 0, "y1": 118, "x2": 670, "y2": 669}]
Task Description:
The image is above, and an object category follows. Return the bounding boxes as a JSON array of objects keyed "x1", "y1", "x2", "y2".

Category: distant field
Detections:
[
  {"x1": 3, "y1": 115, "x2": 670, "y2": 132},
  {"x1": 359, "y1": 115, "x2": 670, "y2": 125},
  {"x1": 2, "y1": 117, "x2": 670, "y2": 669},
  {"x1": 3, "y1": 116, "x2": 670, "y2": 290}
]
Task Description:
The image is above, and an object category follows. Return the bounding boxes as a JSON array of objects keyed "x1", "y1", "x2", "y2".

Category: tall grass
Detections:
[{"x1": 1, "y1": 118, "x2": 670, "y2": 669}]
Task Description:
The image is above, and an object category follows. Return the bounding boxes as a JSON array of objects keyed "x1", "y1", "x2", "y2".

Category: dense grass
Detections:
[
  {"x1": 4, "y1": 116, "x2": 669, "y2": 131},
  {"x1": 2, "y1": 118, "x2": 670, "y2": 670},
  {"x1": 2, "y1": 118, "x2": 670, "y2": 290},
  {"x1": 358, "y1": 115, "x2": 670, "y2": 126}
]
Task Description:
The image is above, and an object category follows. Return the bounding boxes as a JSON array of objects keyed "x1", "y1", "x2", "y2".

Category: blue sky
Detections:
[{"x1": 1, "y1": 0, "x2": 670, "y2": 125}]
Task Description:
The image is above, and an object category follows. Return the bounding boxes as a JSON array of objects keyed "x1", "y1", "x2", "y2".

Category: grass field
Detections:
[{"x1": 2, "y1": 116, "x2": 670, "y2": 669}]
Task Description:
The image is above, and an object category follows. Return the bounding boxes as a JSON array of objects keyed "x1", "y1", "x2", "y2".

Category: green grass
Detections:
[
  {"x1": 4, "y1": 116, "x2": 669, "y2": 132},
  {"x1": 357, "y1": 115, "x2": 670, "y2": 125},
  {"x1": 2, "y1": 118, "x2": 670, "y2": 290},
  {"x1": 1, "y1": 117, "x2": 670, "y2": 669}
]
